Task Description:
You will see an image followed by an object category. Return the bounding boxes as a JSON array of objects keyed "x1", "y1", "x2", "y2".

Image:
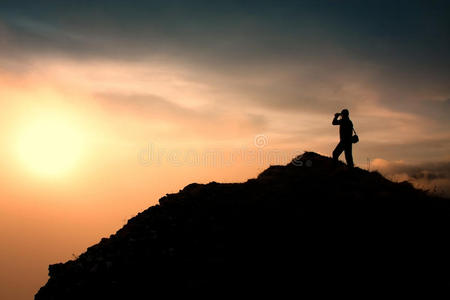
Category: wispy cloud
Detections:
[
  {"x1": 371, "y1": 158, "x2": 450, "y2": 197},
  {"x1": 0, "y1": 0, "x2": 448, "y2": 164},
  {"x1": 95, "y1": 92, "x2": 268, "y2": 140}
]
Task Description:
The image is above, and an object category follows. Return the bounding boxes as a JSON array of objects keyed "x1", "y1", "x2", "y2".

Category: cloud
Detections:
[
  {"x1": 1, "y1": 1, "x2": 449, "y2": 70},
  {"x1": 371, "y1": 158, "x2": 450, "y2": 197},
  {"x1": 0, "y1": 1, "x2": 448, "y2": 117},
  {"x1": 95, "y1": 92, "x2": 268, "y2": 140},
  {"x1": 0, "y1": 1, "x2": 448, "y2": 169}
]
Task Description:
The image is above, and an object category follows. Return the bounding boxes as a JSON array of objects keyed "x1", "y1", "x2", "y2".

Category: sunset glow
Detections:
[{"x1": 0, "y1": 1, "x2": 449, "y2": 299}]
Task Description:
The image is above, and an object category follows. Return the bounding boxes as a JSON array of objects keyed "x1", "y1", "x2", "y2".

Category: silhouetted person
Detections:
[{"x1": 332, "y1": 109, "x2": 354, "y2": 167}]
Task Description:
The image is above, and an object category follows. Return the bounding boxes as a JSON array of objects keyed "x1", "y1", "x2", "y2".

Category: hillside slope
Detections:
[{"x1": 35, "y1": 152, "x2": 450, "y2": 299}]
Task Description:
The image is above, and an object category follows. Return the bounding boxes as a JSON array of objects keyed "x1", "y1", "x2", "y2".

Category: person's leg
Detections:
[
  {"x1": 344, "y1": 142, "x2": 354, "y2": 167},
  {"x1": 332, "y1": 142, "x2": 344, "y2": 162}
]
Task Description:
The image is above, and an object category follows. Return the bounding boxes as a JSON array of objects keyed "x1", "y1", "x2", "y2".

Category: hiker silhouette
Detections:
[{"x1": 332, "y1": 109, "x2": 355, "y2": 167}]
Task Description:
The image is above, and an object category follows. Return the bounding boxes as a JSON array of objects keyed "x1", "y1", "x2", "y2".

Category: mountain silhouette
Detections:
[{"x1": 35, "y1": 152, "x2": 450, "y2": 299}]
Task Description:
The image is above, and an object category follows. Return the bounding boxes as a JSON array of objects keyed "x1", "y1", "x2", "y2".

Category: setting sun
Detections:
[{"x1": 16, "y1": 114, "x2": 85, "y2": 177}]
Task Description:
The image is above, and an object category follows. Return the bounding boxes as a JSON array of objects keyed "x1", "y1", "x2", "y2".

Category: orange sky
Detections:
[
  {"x1": 0, "y1": 56, "x2": 449, "y2": 299},
  {"x1": 1, "y1": 2, "x2": 450, "y2": 299},
  {"x1": 0, "y1": 61, "x2": 310, "y2": 299}
]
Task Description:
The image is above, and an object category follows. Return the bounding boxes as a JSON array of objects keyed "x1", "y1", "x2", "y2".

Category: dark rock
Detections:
[
  {"x1": 48, "y1": 263, "x2": 64, "y2": 278},
  {"x1": 35, "y1": 152, "x2": 450, "y2": 299}
]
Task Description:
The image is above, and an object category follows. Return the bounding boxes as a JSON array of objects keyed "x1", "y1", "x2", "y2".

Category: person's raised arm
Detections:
[{"x1": 332, "y1": 113, "x2": 341, "y2": 125}]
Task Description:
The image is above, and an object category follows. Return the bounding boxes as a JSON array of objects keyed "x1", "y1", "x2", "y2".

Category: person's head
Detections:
[{"x1": 340, "y1": 109, "x2": 349, "y2": 118}]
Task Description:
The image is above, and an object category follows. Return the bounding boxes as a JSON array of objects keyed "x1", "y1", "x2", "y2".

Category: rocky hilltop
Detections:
[{"x1": 36, "y1": 152, "x2": 450, "y2": 299}]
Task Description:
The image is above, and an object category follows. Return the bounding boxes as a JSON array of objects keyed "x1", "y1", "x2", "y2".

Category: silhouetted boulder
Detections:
[{"x1": 35, "y1": 152, "x2": 450, "y2": 299}]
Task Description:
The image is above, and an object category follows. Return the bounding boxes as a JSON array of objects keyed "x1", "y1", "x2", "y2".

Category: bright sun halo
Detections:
[{"x1": 16, "y1": 114, "x2": 85, "y2": 177}]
